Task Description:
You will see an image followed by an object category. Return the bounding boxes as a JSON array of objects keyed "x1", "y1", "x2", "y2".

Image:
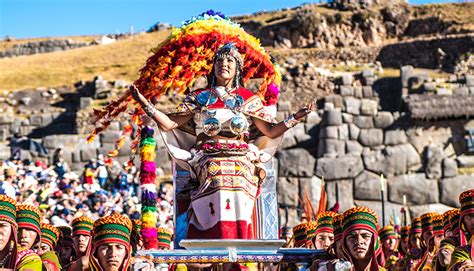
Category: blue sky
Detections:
[{"x1": 0, "y1": 0, "x2": 468, "y2": 38}]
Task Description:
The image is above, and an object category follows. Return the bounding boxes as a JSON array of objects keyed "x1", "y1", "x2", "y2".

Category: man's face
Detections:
[
  {"x1": 422, "y1": 231, "x2": 433, "y2": 247},
  {"x1": 0, "y1": 221, "x2": 12, "y2": 252},
  {"x1": 400, "y1": 238, "x2": 409, "y2": 254},
  {"x1": 73, "y1": 234, "x2": 91, "y2": 254},
  {"x1": 433, "y1": 234, "x2": 444, "y2": 250},
  {"x1": 437, "y1": 246, "x2": 454, "y2": 267},
  {"x1": 345, "y1": 229, "x2": 373, "y2": 261},
  {"x1": 382, "y1": 237, "x2": 397, "y2": 252},
  {"x1": 410, "y1": 233, "x2": 421, "y2": 250},
  {"x1": 335, "y1": 240, "x2": 344, "y2": 258},
  {"x1": 463, "y1": 213, "x2": 474, "y2": 236},
  {"x1": 97, "y1": 243, "x2": 127, "y2": 271},
  {"x1": 314, "y1": 232, "x2": 334, "y2": 250},
  {"x1": 40, "y1": 243, "x2": 51, "y2": 254},
  {"x1": 59, "y1": 245, "x2": 73, "y2": 262},
  {"x1": 19, "y1": 228, "x2": 38, "y2": 249}
]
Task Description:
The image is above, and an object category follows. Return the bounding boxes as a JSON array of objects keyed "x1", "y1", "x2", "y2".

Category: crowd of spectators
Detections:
[{"x1": 0, "y1": 149, "x2": 174, "y2": 231}]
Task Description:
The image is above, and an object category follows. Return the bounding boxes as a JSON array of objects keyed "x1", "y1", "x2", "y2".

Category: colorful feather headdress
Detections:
[{"x1": 88, "y1": 10, "x2": 282, "y2": 154}]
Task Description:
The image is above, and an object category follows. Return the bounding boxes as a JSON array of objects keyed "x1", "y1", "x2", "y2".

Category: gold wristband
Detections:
[{"x1": 283, "y1": 114, "x2": 299, "y2": 128}]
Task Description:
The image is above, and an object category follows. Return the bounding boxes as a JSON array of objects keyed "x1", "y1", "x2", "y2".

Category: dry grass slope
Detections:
[
  {"x1": 0, "y1": 2, "x2": 472, "y2": 92},
  {"x1": 0, "y1": 31, "x2": 169, "y2": 91}
]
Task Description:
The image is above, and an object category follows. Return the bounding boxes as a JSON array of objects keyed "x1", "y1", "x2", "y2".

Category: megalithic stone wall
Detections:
[
  {"x1": 276, "y1": 70, "x2": 474, "y2": 227},
  {"x1": 1, "y1": 72, "x2": 474, "y2": 229}
]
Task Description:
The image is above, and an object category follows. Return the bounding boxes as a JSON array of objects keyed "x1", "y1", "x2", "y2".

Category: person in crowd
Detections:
[
  {"x1": 330, "y1": 214, "x2": 345, "y2": 259},
  {"x1": 312, "y1": 211, "x2": 337, "y2": 251},
  {"x1": 88, "y1": 213, "x2": 133, "y2": 271},
  {"x1": 0, "y1": 195, "x2": 19, "y2": 270},
  {"x1": 64, "y1": 216, "x2": 95, "y2": 271},
  {"x1": 39, "y1": 223, "x2": 61, "y2": 271},
  {"x1": 16, "y1": 204, "x2": 43, "y2": 270},
  {"x1": 335, "y1": 206, "x2": 385, "y2": 271},
  {"x1": 378, "y1": 225, "x2": 399, "y2": 270},
  {"x1": 71, "y1": 216, "x2": 94, "y2": 259},
  {"x1": 449, "y1": 189, "x2": 474, "y2": 271},
  {"x1": 56, "y1": 226, "x2": 76, "y2": 268},
  {"x1": 398, "y1": 226, "x2": 410, "y2": 259}
]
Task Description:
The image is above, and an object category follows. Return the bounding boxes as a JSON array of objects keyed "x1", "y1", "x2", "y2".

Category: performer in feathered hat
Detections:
[{"x1": 90, "y1": 11, "x2": 315, "y2": 240}]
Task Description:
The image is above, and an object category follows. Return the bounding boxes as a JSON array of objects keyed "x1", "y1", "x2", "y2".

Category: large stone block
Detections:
[
  {"x1": 277, "y1": 177, "x2": 299, "y2": 207},
  {"x1": 400, "y1": 143, "x2": 422, "y2": 171},
  {"x1": 466, "y1": 75, "x2": 474, "y2": 87},
  {"x1": 456, "y1": 155, "x2": 474, "y2": 168},
  {"x1": 342, "y1": 113, "x2": 353, "y2": 124},
  {"x1": 317, "y1": 139, "x2": 345, "y2": 158},
  {"x1": 355, "y1": 200, "x2": 405, "y2": 227},
  {"x1": 342, "y1": 74, "x2": 353, "y2": 86},
  {"x1": 409, "y1": 204, "x2": 453, "y2": 220},
  {"x1": 80, "y1": 148, "x2": 97, "y2": 162},
  {"x1": 425, "y1": 145, "x2": 443, "y2": 180},
  {"x1": 29, "y1": 115, "x2": 42, "y2": 126},
  {"x1": 354, "y1": 86, "x2": 363, "y2": 98},
  {"x1": 442, "y1": 158, "x2": 457, "y2": 178},
  {"x1": 278, "y1": 148, "x2": 316, "y2": 177},
  {"x1": 0, "y1": 144, "x2": 10, "y2": 160},
  {"x1": 42, "y1": 134, "x2": 89, "y2": 149},
  {"x1": 358, "y1": 128, "x2": 383, "y2": 147},
  {"x1": 338, "y1": 124, "x2": 349, "y2": 140},
  {"x1": 401, "y1": 65, "x2": 414, "y2": 88},
  {"x1": 326, "y1": 179, "x2": 354, "y2": 212},
  {"x1": 439, "y1": 175, "x2": 474, "y2": 207},
  {"x1": 299, "y1": 176, "x2": 323, "y2": 206},
  {"x1": 99, "y1": 131, "x2": 122, "y2": 144},
  {"x1": 344, "y1": 97, "x2": 361, "y2": 115},
  {"x1": 354, "y1": 116, "x2": 374, "y2": 129},
  {"x1": 278, "y1": 207, "x2": 299, "y2": 228},
  {"x1": 346, "y1": 140, "x2": 363, "y2": 155},
  {"x1": 374, "y1": 112, "x2": 394, "y2": 128},
  {"x1": 466, "y1": 74, "x2": 474, "y2": 87},
  {"x1": 349, "y1": 123, "x2": 360, "y2": 140},
  {"x1": 362, "y1": 86, "x2": 374, "y2": 98},
  {"x1": 339, "y1": 85, "x2": 354, "y2": 96},
  {"x1": 363, "y1": 144, "x2": 420, "y2": 177},
  {"x1": 306, "y1": 112, "x2": 321, "y2": 124},
  {"x1": 281, "y1": 133, "x2": 297, "y2": 149},
  {"x1": 325, "y1": 95, "x2": 343, "y2": 109},
  {"x1": 319, "y1": 126, "x2": 339, "y2": 139},
  {"x1": 41, "y1": 114, "x2": 53, "y2": 126},
  {"x1": 388, "y1": 174, "x2": 439, "y2": 205},
  {"x1": 384, "y1": 130, "x2": 408, "y2": 146},
  {"x1": 315, "y1": 154, "x2": 364, "y2": 180},
  {"x1": 360, "y1": 99, "x2": 378, "y2": 116},
  {"x1": 363, "y1": 76, "x2": 377, "y2": 86},
  {"x1": 0, "y1": 111, "x2": 14, "y2": 125},
  {"x1": 354, "y1": 171, "x2": 386, "y2": 201},
  {"x1": 322, "y1": 110, "x2": 342, "y2": 126}
]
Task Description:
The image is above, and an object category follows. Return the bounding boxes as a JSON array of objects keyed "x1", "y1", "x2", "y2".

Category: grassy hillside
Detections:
[
  {"x1": 0, "y1": 2, "x2": 472, "y2": 92},
  {"x1": 0, "y1": 31, "x2": 169, "y2": 91}
]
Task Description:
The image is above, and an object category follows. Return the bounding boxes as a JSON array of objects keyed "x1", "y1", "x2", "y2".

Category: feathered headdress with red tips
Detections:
[{"x1": 88, "y1": 10, "x2": 282, "y2": 153}]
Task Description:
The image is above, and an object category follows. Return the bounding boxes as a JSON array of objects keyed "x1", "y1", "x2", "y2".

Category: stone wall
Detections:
[
  {"x1": 0, "y1": 40, "x2": 91, "y2": 58},
  {"x1": 1, "y1": 71, "x2": 473, "y2": 228},
  {"x1": 276, "y1": 69, "x2": 474, "y2": 227},
  {"x1": 377, "y1": 34, "x2": 474, "y2": 71}
]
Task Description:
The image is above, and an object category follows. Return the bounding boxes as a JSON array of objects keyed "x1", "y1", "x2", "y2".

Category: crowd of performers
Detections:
[
  {"x1": 0, "y1": 194, "x2": 172, "y2": 271},
  {"x1": 287, "y1": 189, "x2": 474, "y2": 271}
]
